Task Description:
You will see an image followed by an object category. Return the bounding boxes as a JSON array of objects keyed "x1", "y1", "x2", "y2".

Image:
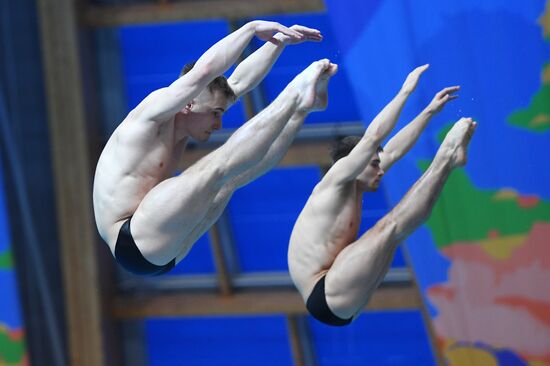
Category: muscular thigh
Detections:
[
  {"x1": 128, "y1": 165, "x2": 225, "y2": 265},
  {"x1": 323, "y1": 216, "x2": 398, "y2": 317}
]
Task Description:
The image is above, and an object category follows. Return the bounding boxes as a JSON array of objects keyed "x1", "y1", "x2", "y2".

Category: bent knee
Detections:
[
  {"x1": 128, "y1": 214, "x2": 181, "y2": 265},
  {"x1": 324, "y1": 285, "x2": 360, "y2": 320},
  {"x1": 323, "y1": 273, "x2": 362, "y2": 320},
  {"x1": 373, "y1": 215, "x2": 399, "y2": 242}
]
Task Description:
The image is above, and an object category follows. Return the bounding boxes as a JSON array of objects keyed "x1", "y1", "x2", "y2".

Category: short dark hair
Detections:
[
  {"x1": 180, "y1": 61, "x2": 236, "y2": 103},
  {"x1": 330, "y1": 135, "x2": 383, "y2": 164}
]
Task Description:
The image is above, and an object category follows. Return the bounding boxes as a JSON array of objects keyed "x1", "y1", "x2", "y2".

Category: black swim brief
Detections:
[
  {"x1": 306, "y1": 275, "x2": 352, "y2": 326},
  {"x1": 114, "y1": 217, "x2": 175, "y2": 276}
]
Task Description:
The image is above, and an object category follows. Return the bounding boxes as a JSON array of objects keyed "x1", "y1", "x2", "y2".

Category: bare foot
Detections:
[
  {"x1": 440, "y1": 117, "x2": 477, "y2": 167},
  {"x1": 312, "y1": 62, "x2": 338, "y2": 111},
  {"x1": 292, "y1": 59, "x2": 338, "y2": 113}
]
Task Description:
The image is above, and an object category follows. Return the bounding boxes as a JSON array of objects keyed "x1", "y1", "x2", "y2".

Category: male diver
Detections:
[
  {"x1": 288, "y1": 65, "x2": 476, "y2": 326},
  {"x1": 93, "y1": 20, "x2": 337, "y2": 275}
]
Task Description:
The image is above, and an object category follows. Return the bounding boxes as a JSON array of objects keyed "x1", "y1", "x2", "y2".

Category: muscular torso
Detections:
[
  {"x1": 93, "y1": 116, "x2": 187, "y2": 250},
  {"x1": 288, "y1": 180, "x2": 362, "y2": 296}
]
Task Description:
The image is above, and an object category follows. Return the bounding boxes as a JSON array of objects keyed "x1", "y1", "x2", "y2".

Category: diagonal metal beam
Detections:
[
  {"x1": 208, "y1": 222, "x2": 234, "y2": 296},
  {"x1": 402, "y1": 245, "x2": 446, "y2": 366},
  {"x1": 287, "y1": 315, "x2": 317, "y2": 366}
]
